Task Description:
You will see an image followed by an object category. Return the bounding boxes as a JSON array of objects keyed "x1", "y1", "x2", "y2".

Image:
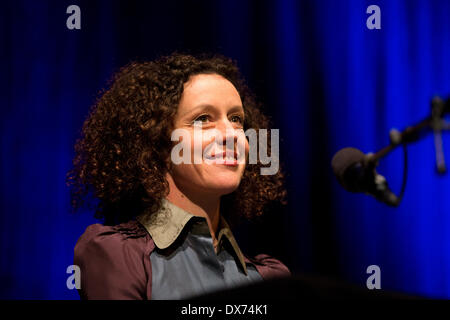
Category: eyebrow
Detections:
[{"x1": 178, "y1": 104, "x2": 244, "y2": 118}]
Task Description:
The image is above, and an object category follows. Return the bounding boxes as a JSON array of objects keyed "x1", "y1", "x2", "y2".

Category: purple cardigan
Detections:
[{"x1": 74, "y1": 220, "x2": 291, "y2": 300}]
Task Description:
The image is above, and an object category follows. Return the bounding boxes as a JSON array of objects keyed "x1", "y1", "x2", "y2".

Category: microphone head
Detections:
[
  {"x1": 331, "y1": 147, "x2": 400, "y2": 206},
  {"x1": 331, "y1": 147, "x2": 366, "y2": 191}
]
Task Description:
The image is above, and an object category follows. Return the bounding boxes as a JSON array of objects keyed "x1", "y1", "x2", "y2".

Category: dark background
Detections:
[{"x1": 1, "y1": 0, "x2": 450, "y2": 299}]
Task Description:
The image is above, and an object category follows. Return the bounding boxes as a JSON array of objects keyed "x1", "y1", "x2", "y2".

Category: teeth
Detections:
[{"x1": 205, "y1": 153, "x2": 237, "y2": 161}]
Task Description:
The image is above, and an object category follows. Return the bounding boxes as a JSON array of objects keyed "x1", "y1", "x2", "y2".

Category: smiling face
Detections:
[{"x1": 168, "y1": 73, "x2": 249, "y2": 198}]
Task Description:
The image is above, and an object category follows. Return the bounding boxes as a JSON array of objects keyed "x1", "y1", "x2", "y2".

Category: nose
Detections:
[{"x1": 216, "y1": 119, "x2": 238, "y2": 147}]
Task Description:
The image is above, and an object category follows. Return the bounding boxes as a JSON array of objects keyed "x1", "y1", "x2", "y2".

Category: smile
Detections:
[{"x1": 206, "y1": 151, "x2": 239, "y2": 166}]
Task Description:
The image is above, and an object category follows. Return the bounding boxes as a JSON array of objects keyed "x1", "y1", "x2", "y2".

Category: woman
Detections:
[{"x1": 67, "y1": 53, "x2": 290, "y2": 300}]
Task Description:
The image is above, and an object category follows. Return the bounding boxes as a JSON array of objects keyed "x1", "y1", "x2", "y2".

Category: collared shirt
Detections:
[
  {"x1": 74, "y1": 200, "x2": 290, "y2": 300},
  {"x1": 136, "y1": 198, "x2": 263, "y2": 299}
]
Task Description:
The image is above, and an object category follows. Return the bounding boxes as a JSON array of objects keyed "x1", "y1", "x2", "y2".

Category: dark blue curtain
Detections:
[{"x1": 1, "y1": 0, "x2": 449, "y2": 299}]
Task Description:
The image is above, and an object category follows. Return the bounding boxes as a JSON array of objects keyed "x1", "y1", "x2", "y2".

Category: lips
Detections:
[
  {"x1": 205, "y1": 150, "x2": 239, "y2": 166},
  {"x1": 209, "y1": 150, "x2": 238, "y2": 160}
]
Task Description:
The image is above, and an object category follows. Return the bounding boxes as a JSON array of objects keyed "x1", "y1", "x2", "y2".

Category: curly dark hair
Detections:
[{"x1": 66, "y1": 53, "x2": 287, "y2": 226}]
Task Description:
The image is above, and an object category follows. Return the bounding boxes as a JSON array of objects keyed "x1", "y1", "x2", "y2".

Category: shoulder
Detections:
[
  {"x1": 245, "y1": 254, "x2": 291, "y2": 280},
  {"x1": 76, "y1": 220, "x2": 149, "y2": 244},
  {"x1": 74, "y1": 220, "x2": 155, "y2": 300},
  {"x1": 75, "y1": 220, "x2": 152, "y2": 258}
]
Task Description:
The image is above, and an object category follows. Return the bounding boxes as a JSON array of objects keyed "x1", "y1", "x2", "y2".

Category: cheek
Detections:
[
  {"x1": 244, "y1": 138, "x2": 249, "y2": 157},
  {"x1": 237, "y1": 132, "x2": 249, "y2": 163}
]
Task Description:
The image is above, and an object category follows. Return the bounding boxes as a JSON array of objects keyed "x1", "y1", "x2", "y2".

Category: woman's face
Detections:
[{"x1": 169, "y1": 73, "x2": 249, "y2": 198}]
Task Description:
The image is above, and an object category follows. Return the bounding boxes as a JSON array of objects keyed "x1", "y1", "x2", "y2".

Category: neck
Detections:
[{"x1": 165, "y1": 173, "x2": 221, "y2": 244}]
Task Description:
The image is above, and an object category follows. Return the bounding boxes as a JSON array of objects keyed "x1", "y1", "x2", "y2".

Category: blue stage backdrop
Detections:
[{"x1": 1, "y1": 0, "x2": 449, "y2": 299}]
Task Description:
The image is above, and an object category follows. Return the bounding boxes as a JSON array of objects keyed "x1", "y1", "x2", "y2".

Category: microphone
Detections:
[{"x1": 331, "y1": 147, "x2": 399, "y2": 206}]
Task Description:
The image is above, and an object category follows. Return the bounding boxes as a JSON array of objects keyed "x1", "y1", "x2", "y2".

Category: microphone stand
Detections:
[{"x1": 363, "y1": 96, "x2": 450, "y2": 206}]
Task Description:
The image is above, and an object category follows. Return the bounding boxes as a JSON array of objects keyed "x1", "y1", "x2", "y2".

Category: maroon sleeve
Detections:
[
  {"x1": 73, "y1": 222, "x2": 153, "y2": 300},
  {"x1": 246, "y1": 254, "x2": 291, "y2": 280}
]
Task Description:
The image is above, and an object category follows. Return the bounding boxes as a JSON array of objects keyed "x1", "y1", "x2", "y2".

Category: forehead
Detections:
[{"x1": 178, "y1": 74, "x2": 242, "y2": 111}]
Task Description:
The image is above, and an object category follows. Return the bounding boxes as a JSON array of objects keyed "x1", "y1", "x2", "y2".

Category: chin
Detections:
[{"x1": 205, "y1": 177, "x2": 242, "y2": 195}]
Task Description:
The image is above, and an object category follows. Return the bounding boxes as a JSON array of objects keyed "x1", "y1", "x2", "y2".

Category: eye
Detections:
[
  {"x1": 230, "y1": 115, "x2": 243, "y2": 124},
  {"x1": 193, "y1": 114, "x2": 210, "y2": 124}
]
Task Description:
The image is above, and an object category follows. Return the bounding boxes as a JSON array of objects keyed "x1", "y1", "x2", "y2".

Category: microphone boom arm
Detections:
[
  {"x1": 340, "y1": 96, "x2": 450, "y2": 207},
  {"x1": 365, "y1": 97, "x2": 449, "y2": 175}
]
